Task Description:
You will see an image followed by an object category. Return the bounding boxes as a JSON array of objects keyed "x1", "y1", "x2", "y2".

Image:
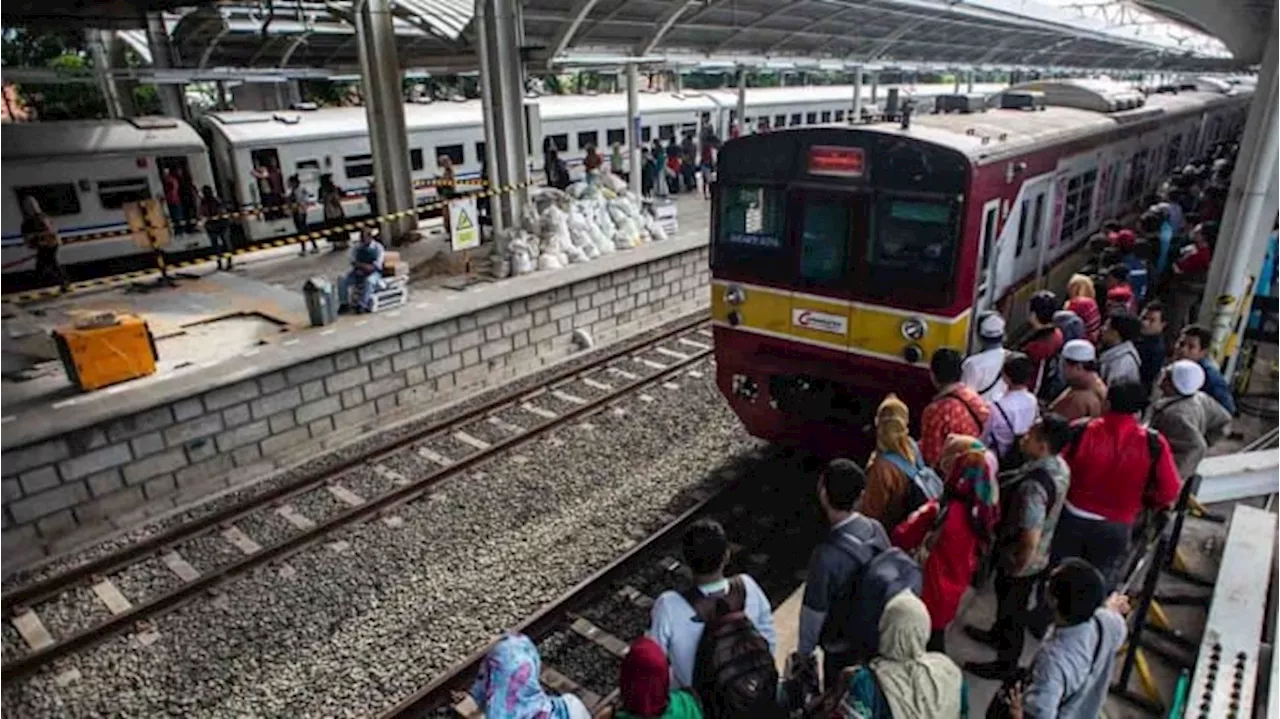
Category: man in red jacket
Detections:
[
  {"x1": 1021, "y1": 290, "x2": 1065, "y2": 395},
  {"x1": 1048, "y1": 379, "x2": 1182, "y2": 589}
]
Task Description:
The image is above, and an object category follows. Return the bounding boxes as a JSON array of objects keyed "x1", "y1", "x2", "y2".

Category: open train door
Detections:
[{"x1": 967, "y1": 197, "x2": 1002, "y2": 353}]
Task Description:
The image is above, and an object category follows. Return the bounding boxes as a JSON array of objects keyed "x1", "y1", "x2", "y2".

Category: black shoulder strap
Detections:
[
  {"x1": 994, "y1": 400, "x2": 1014, "y2": 436},
  {"x1": 1063, "y1": 616, "x2": 1107, "y2": 707},
  {"x1": 682, "y1": 577, "x2": 746, "y2": 623},
  {"x1": 946, "y1": 392, "x2": 984, "y2": 430},
  {"x1": 1144, "y1": 428, "x2": 1163, "y2": 497},
  {"x1": 1024, "y1": 466, "x2": 1059, "y2": 519}
]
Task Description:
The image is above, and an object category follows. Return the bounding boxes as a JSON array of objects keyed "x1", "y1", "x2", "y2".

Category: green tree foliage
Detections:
[{"x1": 3, "y1": 27, "x2": 109, "y2": 120}]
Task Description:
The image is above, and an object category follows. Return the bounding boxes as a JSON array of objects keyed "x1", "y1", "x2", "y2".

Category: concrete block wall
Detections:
[{"x1": 1, "y1": 246, "x2": 711, "y2": 570}]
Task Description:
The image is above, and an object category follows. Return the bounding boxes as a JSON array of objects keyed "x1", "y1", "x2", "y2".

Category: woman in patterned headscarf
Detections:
[
  {"x1": 861, "y1": 394, "x2": 925, "y2": 532},
  {"x1": 891, "y1": 434, "x2": 1000, "y2": 652},
  {"x1": 471, "y1": 634, "x2": 592, "y2": 719}
]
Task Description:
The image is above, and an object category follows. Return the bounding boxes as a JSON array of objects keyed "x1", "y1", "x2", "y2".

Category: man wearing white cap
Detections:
[
  {"x1": 962, "y1": 311, "x2": 1008, "y2": 403},
  {"x1": 1149, "y1": 360, "x2": 1232, "y2": 480},
  {"x1": 1048, "y1": 340, "x2": 1108, "y2": 422}
]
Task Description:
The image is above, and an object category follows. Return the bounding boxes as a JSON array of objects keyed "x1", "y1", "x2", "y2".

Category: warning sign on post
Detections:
[{"x1": 449, "y1": 196, "x2": 480, "y2": 252}]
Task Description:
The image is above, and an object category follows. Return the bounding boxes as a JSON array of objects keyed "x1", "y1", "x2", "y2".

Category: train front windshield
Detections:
[
  {"x1": 710, "y1": 129, "x2": 969, "y2": 310},
  {"x1": 713, "y1": 183, "x2": 961, "y2": 308}
]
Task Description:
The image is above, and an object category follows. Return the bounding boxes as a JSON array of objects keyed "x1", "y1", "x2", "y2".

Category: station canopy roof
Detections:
[{"x1": 12, "y1": 0, "x2": 1248, "y2": 75}]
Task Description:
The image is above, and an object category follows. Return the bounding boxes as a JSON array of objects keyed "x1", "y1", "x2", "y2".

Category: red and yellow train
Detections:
[{"x1": 709, "y1": 79, "x2": 1251, "y2": 454}]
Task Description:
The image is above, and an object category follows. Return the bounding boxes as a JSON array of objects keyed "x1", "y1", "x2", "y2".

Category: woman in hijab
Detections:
[
  {"x1": 471, "y1": 634, "x2": 592, "y2": 719},
  {"x1": 891, "y1": 435, "x2": 999, "y2": 652},
  {"x1": 615, "y1": 637, "x2": 702, "y2": 719},
  {"x1": 829, "y1": 590, "x2": 966, "y2": 719},
  {"x1": 861, "y1": 394, "x2": 923, "y2": 533},
  {"x1": 1064, "y1": 274, "x2": 1103, "y2": 344}
]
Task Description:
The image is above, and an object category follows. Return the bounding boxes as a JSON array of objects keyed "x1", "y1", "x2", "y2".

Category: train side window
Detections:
[
  {"x1": 409, "y1": 148, "x2": 425, "y2": 172},
  {"x1": 820, "y1": 111, "x2": 832, "y2": 123},
  {"x1": 606, "y1": 128, "x2": 625, "y2": 146},
  {"x1": 1030, "y1": 192, "x2": 1045, "y2": 249},
  {"x1": 1074, "y1": 169, "x2": 1097, "y2": 236},
  {"x1": 805, "y1": 112, "x2": 817, "y2": 125},
  {"x1": 344, "y1": 154, "x2": 374, "y2": 179},
  {"x1": 1165, "y1": 135, "x2": 1181, "y2": 172},
  {"x1": 641, "y1": 126, "x2": 652, "y2": 142},
  {"x1": 774, "y1": 114, "x2": 786, "y2": 127},
  {"x1": 296, "y1": 159, "x2": 321, "y2": 172},
  {"x1": 659, "y1": 124, "x2": 675, "y2": 140},
  {"x1": 834, "y1": 110, "x2": 845, "y2": 122},
  {"x1": 475, "y1": 142, "x2": 486, "y2": 164},
  {"x1": 15, "y1": 184, "x2": 81, "y2": 216},
  {"x1": 1015, "y1": 199, "x2": 1030, "y2": 258},
  {"x1": 546, "y1": 134, "x2": 569, "y2": 152},
  {"x1": 435, "y1": 144, "x2": 465, "y2": 166},
  {"x1": 577, "y1": 130, "x2": 599, "y2": 150},
  {"x1": 97, "y1": 178, "x2": 151, "y2": 210},
  {"x1": 798, "y1": 191, "x2": 852, "y2": 285},
  {"x1": 790, "y1": 113, "x2": 802, "y2": 126}
]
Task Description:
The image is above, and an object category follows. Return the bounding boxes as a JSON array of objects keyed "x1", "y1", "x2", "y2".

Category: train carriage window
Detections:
[
  {"x1": 1015, "y1": 199, "x2": 1030, "y2": 258},
  {"x1": 820, "y1": 111, "x2": 832, "y2": 123},
  {"x1": 409, "y1": 148, "x2": 425, "y2": 172},
  {"x1": 1030, "y1": 193, "x2": 1045, "y2": 249},
  {"x1": 805, "y1": 112, "x2": 817, "y2": 125},
  {"x1": 344, "y1": 154, "x2": 374, "y2": 179},
  {"x1": 866, "y1": 195, "x2": 959, "y2": 304},
  {"x1": 546, "y1": 134, "x2": 569, "y2": 153},
  {"x1": 1074, "y1": 170, "x2": 1097, "y2": 235},
  {"x1": 790, "y1": 113, "x2": 802, "y2": 126},
  {"x1": 296, "y1": 159, "x2": 321, "y2": 172},
  {"x1": 798, "y1": 191, "x2": 853, "y2": 285},
  {"x1": 97, "y1": 178, "x2": 151, "y2": 210},
  {"x1": 435, "y1": 144, "x2": 465, "y2": 166},
  {"x1": 475, "y1": 142, "x2": 486, "y2": 164},
  {"x1": 834, "y1": 110, "x2": 845, "y2": 122},
  {"x1": 659, "y1": 124, "x2": 675, "y2": 140},
  {"x1": 712, "y1": 185, "x2": 787, "y2": 277},
  {"x1": 775, "y1": 114, "x2": 786, "y2": 128},
  {"x1": 1127, "y1": 150, "x2": 1148, "y2": 201},
  {"x1": 577, "y1": 130, "x2": 599, "y2": 150},
  {"x1": 606, "y1": 128, "x2": 626, "y2": 146},
  {"x1": 1165, "y1": 135, "x2": 1182, "y2": 173},
  {"x1": 641, "y1": 126, "x2": 652, "y2": 142},
  {"x1": 14, "y1": 184, "x2": 80, "y2": 216}
]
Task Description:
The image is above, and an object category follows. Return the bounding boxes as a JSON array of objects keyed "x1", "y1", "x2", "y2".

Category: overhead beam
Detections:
[
  {"x1": 764, "y1": 6, "x2": 861, "y2": 54},
  {"x1": 545, "y1": 0, "x2": 604, "y2": 65},
  {"x1": 637, "y1": 0, "x2": 697, "y2": 57},
  {"x1": 711, "y1": 0, "x2": 810, "y2": 54}
]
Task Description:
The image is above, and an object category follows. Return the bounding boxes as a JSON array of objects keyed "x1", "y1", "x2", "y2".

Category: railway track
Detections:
[
  {"x1": 378, "y1": 446, "x2": 826, "y2": 718},
  {"x1": 0, "y1": 314, "x2": 718, "y2": 681}
]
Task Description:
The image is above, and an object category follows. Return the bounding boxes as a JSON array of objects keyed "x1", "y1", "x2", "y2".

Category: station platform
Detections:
[{"x1": 0, "y1": 192, "x2": 712, "y2": 568}]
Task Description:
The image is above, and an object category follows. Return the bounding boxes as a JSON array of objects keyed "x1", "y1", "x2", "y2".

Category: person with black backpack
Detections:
[
  {"x1": 796, "y1": 460, "x2": 920, "y2": 690},
  {"x1": 983, "y1": 353, "x2": 1040, "y2": 472},
  {"x1": 964, "y1": 414, "x2": 1073, "y2": 681},
  {"x1": 647, "y1": 519, "x2": 778, "y2": 718},
  {"x1": 862, "y1": 394, "x2": 944, "y2": 533}
]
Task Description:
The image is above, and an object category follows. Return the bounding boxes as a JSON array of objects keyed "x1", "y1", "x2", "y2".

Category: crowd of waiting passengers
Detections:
[{"x1": 460, "y1": 142, "x2": 1263, "y2": 719}]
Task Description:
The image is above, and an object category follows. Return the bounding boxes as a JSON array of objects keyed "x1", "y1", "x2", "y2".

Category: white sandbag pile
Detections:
[{"x1": 495, "y1": 173, "x2": 666, "y2": 278}]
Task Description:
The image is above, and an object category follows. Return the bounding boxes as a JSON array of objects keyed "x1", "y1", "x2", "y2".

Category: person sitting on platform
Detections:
[
  {"x1": 1149, "y1": 360, "x2": 1232, "y2": 480},
  {"x1": 614, "y1": 636, "x2": 703, "y2": 719},
  {"x1": 816, "y1": 590, "x2": 966, "y2": 719},
  {"x1": 1173, "y1": 324, "x2": 1236, "y2": 415},
  {"x1": 471, "y1": 633, "x2": 592, "y2": 718},
  {"x1": 339, "y1": 229, "x2": 385, "y2": 314}
]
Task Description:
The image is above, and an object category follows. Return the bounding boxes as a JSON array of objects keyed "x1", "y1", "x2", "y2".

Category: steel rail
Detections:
[
  {"x1": 1, "y1": 322, "x2": 713, "y2": 681},
  {"x1": 1, "y1": 313, "x2": 709, "y2": 615}
]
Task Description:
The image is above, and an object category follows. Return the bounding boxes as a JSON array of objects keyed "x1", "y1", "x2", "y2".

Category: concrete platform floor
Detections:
[{"x1": 0, "y1": 193, "x2": 711, "y2": 419}]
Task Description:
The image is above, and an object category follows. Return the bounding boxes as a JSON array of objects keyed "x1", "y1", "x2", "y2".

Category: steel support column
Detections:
[
  {"x1": 477, "y1": 0, "x2": 530, "y2": 232},
  {"x1": 1198, "y1": 30, "x2": 1279, "y2": 376},
  {"x1": 735, "y1": 67, "x2": 747, "y2": 136},
  {"x1": 953, "y1": 71, "x2": 961, "y2": 94},
  {"x1": 870, "y1": 72, "x2": 878, "y2": 104},
  {"x1": 86, "y1": 29, "x2": 124, "y2": 119},
  {"x1": 851, "y1": 65, "x2": 863, "y2": 123},
  {"x1": 966, "y1": 69, "x2": 974, "y2": 93},
  {"x1": 356, "y1": 0, "x2": 415, "y2": 240},
  {"x1": 626, "y1": 62, "x2": 642, "y2": 198},
  {"x1": 145, "y1": 13, "x2": 186, "y2": 119}
]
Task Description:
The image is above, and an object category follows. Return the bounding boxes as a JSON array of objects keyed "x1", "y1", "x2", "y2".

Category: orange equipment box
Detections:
[{"x1": 52, "y1": 314, "x2": 159, "y2": 391}]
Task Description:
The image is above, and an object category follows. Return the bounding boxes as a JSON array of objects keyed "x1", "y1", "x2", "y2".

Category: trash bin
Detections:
[{"x1": 303, "y1": 276, "x2": 338, "y2": 327}]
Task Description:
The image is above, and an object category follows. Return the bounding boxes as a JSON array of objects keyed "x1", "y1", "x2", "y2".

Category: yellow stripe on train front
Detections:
[{"x1": 711, "y1": 280, "x2": 971, "y2": 364}]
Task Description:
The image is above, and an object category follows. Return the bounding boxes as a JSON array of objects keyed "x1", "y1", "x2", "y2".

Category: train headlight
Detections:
[
  {"x1": 903, "y1": 344, "x2": 924, "y2": 364},
  {"x1": 724, "y1": 284, "x2": 747, "y2": 306},
  {"x1": 900, "y1": 317, "x2": 928, "y2": 342}
]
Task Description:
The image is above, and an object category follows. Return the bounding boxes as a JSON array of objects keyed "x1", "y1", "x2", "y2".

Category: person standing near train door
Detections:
[
  {"x1": 21, "y1": 196, "x2": 68, "y2": 292},
  {"x1": 288, "y1": 175, "x2": 319, "y2": 255},
  {"x1": 962, "y1": 312, "x2": 1009, "y2": 403},
  {"x1": 199, "y1": 186, "x2": 234, "y2": 271}
]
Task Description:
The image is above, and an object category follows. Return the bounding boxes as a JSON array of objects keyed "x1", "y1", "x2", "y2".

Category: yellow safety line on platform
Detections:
[{"x1": 3, "y1": 178, "x2": 538, "y2": 306}]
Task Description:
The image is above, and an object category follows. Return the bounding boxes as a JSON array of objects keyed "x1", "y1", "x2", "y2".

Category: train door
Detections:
[
  {"x1": 249, "y1": 148, "x2": 286, "y2": 219},
  {"x1": 156, "y1": 155, "x2": 198, "y2": 234},
  {"x1": 788, "y1": 187, "x2": 865, "y2": 358},
  {"x1": 971, "y1": 197, "x2": 1002, "y2": 315}
]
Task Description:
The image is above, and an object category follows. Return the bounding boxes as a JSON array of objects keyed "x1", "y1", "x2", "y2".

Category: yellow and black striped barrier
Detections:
[{"x1": 3, "y1": 179, "x2": 539, "y2": 306}]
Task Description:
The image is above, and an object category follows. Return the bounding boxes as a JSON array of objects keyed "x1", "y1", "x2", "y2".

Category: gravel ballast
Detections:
[{"x1": 3, "y1": 363, "x2": 761, "y2": 718}]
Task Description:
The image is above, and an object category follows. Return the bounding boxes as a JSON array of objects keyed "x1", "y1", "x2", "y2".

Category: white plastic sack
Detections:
[
  {"x1": 644, "y1": 215, "x2": 669, "y2": 243},
  {"x1": 538, "y1": 252, "x2": 565, "y2": 271},
  {"x1": 603, "y1": 172, "x2": 627, "y2": 194}
]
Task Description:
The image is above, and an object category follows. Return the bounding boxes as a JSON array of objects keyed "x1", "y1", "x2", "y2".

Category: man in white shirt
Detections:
[
  {"x1": 984, "y1": 352, "x2": 1041, "y2": 463},
  {"x1": 963, "y1": 311, "x2": 1008, "y2": 403},
  {"x1": 648, "y1": 519, "x2": 776, "y2": 688}
]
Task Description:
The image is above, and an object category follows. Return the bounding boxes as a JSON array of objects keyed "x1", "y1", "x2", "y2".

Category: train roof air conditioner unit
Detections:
[{"x1": 999, "y1": 91, "x2": 1046, "y2": 111}]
